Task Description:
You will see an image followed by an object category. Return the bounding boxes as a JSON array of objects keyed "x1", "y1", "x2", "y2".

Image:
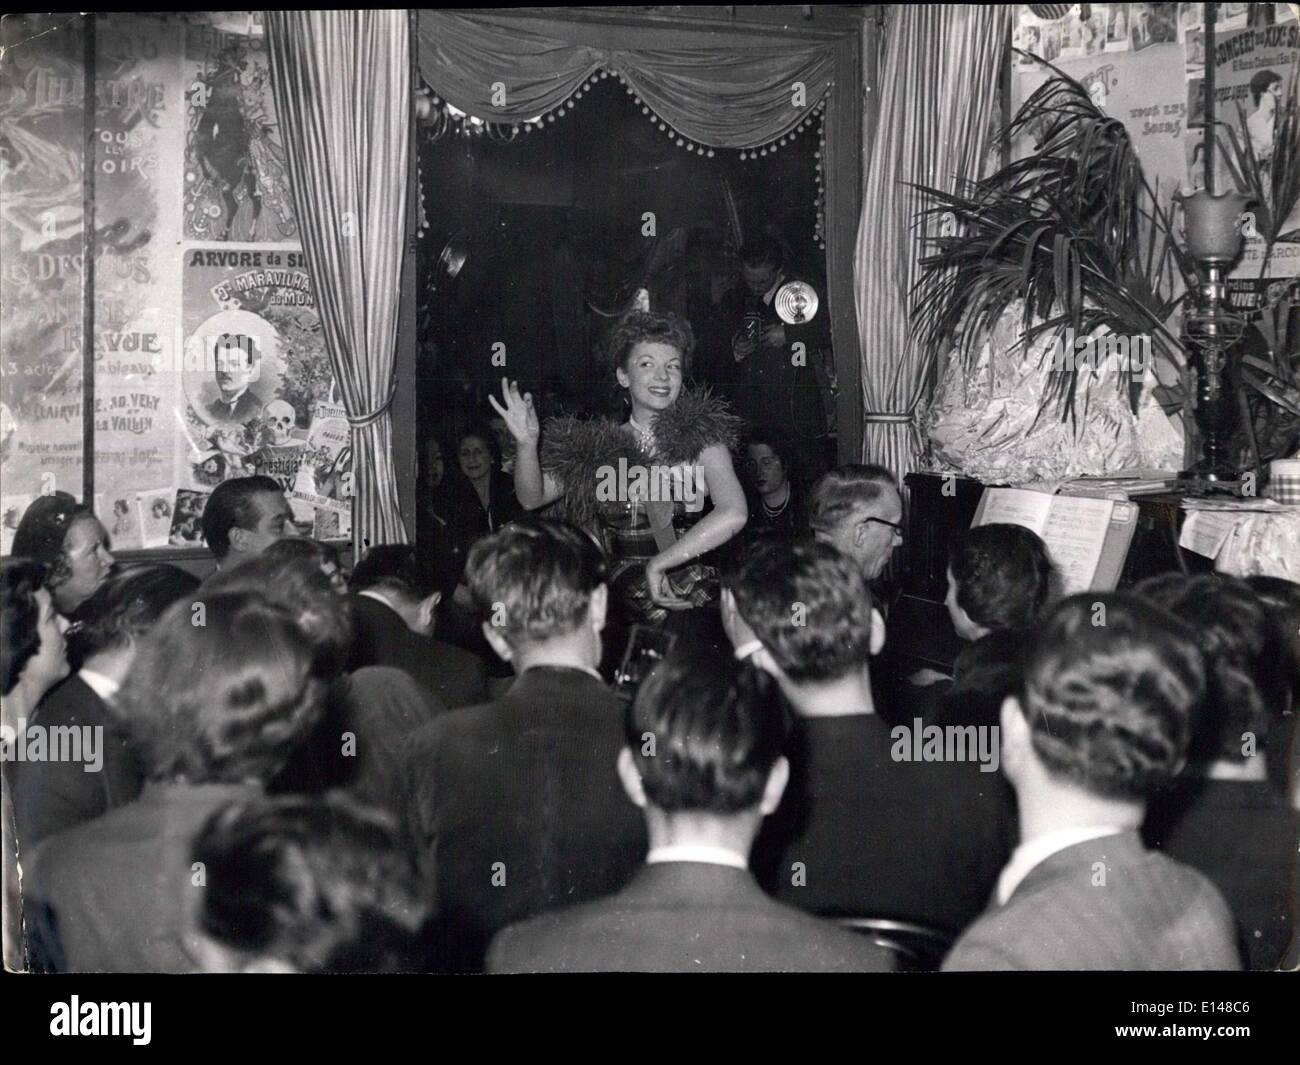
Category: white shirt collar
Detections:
[
  {"x1": 522, "y1": 663, "x2": 605, "y2": 682},
  {"x1": 78, "y1": 668, "x2": 120, "y2": 704},
  {"x1": 358, "y1": 588, "x2": 397, "y2": 609},
  {"x1": 996, "y1": 825, "x2": 1125, "y2": 905},
  {"x1": 646, "y1": 844, "x2": 749, "y2": 871}
]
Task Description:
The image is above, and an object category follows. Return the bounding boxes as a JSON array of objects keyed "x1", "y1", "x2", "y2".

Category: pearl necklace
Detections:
[{"x1": 762, "y1": 485, "x2": 790, "y2": 518}]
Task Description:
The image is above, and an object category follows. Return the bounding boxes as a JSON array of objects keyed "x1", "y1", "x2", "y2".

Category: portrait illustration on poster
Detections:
[{"x1": 180, "y1": 247, "x2": 335, "y2": 512}]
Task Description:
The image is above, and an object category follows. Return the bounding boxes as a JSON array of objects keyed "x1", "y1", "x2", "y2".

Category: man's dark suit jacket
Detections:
[
  {"x1": 271, "y1": 666, "x2": 448, "y2": 814},
  {"x1": 1145, "y1": 778, "x2": 1299, "y2": 970},
  {"x1": 752, "y1": 712, "x2": 1016, "y2": 935},
  {"x1": 13, "y1": 674, "x2": 143, "y2": 847},
  {"x1": 943, "y1": 830, "x2": 1241, "y2": 970},
  {"x1": 347, "y1": 592, "x2": 487, "y2": 708},
  {"x1": 24, "y1": 781, "x2": 260, "y2": 972},
  {"x1": 402, "y1": 665, "x2": 646, "y2": 971},
  {"x1": 487, "y1": 861, "x2": 895, "y2": 973}
]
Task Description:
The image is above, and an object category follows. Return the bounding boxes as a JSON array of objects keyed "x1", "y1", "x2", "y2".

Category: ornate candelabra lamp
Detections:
[{"x1": 1176, "y1": 188, "x2": 1252, "y2": 482}]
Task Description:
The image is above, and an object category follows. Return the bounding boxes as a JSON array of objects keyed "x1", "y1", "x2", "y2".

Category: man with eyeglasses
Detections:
[{"x1": 807, "y1": 464, "x2": 904, "y2": 583}]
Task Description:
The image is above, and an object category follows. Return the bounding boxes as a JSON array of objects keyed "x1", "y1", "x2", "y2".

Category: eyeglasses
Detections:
[{"x1": 862, "y1": 516, "x2": 905, "y2": 539}]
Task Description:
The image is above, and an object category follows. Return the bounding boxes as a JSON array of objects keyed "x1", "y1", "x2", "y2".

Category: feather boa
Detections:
[{"x1": 539, "y1": 387, "x2": 742, "y2": 530}]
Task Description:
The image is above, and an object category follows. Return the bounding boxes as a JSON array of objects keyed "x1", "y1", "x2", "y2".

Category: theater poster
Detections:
[
  {"x1": 0, "y1": 14, "x2": 87, "y2": 517},
  {"x1": 178, "y1": 244, "x2": 338, "y2": 524},
  {"x1": 182, "y1": 11, "x2": 297, "y2": 243}
]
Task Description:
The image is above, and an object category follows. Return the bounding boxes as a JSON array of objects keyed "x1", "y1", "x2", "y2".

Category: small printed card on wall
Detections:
[
  {"x1": 137, "y1": 489, "x2": 177, "y2": 548},
  {"x1": 168, "y1": 489, "x2": 210, "y2": 547}
]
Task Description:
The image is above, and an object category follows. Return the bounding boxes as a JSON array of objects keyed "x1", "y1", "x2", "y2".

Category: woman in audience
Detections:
[
  {"x1": 11, "y1": 492, "x2": 115, "y2": 617},
  {"x1": 742, "y1": 428, "x2": 807, "y2": 542},
  {"x1": 22, "y1": 588, "x2": 332, "y2": 972},
  {"x1": 2, "y1": 559, "x2": 71, "y2": 971},
  {"x1": 13, "y1": 564, "x2": 200, "y2": 847},
  {"x1": 190, "y1": 794, "x2": 430, "y2": 973}
]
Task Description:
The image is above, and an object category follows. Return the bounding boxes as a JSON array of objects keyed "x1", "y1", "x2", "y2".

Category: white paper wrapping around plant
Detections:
[
  {"x1": 924, "y1": 300, "x2": 1184, "y2": 486},
  {"x1": 1211, "y1": 509, "x2": 1300, "y2": 582}
]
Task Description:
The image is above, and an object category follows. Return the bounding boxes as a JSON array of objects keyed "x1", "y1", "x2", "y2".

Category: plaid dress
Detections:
[{"x1": 540, "y1": 388, "x2": 742, "y2": 631}]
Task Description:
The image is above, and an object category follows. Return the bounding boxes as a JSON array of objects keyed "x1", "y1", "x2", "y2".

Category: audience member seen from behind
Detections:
[
  {"x1": 23, "y1": 589, "x2": 332, "y2": 972},
  {"x1": 404, "y1": 517, "x2": 646, "y2": 972},
  {"x1": 11, "y1": 492, "x2": 115, "y2": 617},
  {"x1": 13, "y1": 565, "x2": 200, "y2": 847},
  {"x1": 1137, "y1": 573, "x2": 1299, "y2": 970},
  {"x1": 201, "y1": 475, "x2": 297, "y2": 569},
  {"x1": 927, "y1": 523, "x2": 1055, "y2": 729},
  {"x1": 729, "y1": 539, "x2": 1014, "y2": 939},
  {"x1": 943, "y1": 593, "x2": 1241, "y2": 971},
  {"x1": 488, "y1": 644, "x2": 893, "y2": 973},
  {"x1": 1243, "y1": 574, "x2": 1300, "y2": 805},
  {"x1": 189, "y1": 794, "x2": 430, "y2": 973},
  {"x1": 1, "y1": 560, "x2": 71, "y2": 971},
  {"x1": 262, "y1": 536, "x2": 347, "y2": 593},
  {"x1": 348, "y1": 543, "x2": 488, "y2": 709}
]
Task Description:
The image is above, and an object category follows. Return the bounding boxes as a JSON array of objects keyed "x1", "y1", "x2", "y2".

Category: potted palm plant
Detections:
[{"x1": 910, "y1": 59, "x2": 1198, "y2": 435}]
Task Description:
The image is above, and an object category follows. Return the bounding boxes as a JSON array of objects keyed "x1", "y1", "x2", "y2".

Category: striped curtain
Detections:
[
  {"x1": 265, "y1": 10, "x2": 411, "y2": 550},
  {"x1": 854, "y1": 4, "x2": 1011, "y2": 480}
]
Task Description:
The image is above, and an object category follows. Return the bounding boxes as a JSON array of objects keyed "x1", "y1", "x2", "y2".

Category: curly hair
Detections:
[
  {"x1": 204, "y1": 554, "x2": 352, "y2": 671},
  {"x1": 1137, "y1": 573, "x2": 1285, "y2": 764},
  {"x1": 117, "y1": 590, "x2": 329, "y2": 784},
  {"x1": 2, "y1": 559, "x2": 49, "y2": 695},
  {"x1": 727, "y1": 538, "x2": 874, "y2": 683},
  {"x1": 192, "y1": 793, "x2": 429, "y2": 973},
  {"x1": 606, "y1": 310, "x2": 695, "y2": 377},
  {"x1": 1018, "y1": 593, "x2": 1205, "y2": 801},
  {"x1": 11, "y1": 492, "x2": 93, "y2": 591}
]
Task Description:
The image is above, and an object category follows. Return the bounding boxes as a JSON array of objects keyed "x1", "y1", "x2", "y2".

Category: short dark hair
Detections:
[
  {"x1": 950, "y1": 524, "x2": 1054, "y2": 631},
  {"x1": 464, "y1": 517, "x2": 607, "y2": 648},
  {"x1": 740, "y1": 236, "x2": 784, "y2": 271},
  {"x1": 1137, "y1": 573, "x2": 1285, "y2": 763},
  {"x1": 606, "y1": 310, "x2": 695, "y2": 376},
  {"x1": 1018, "y1": 593, "x2": 1205, "y2": 801},
  {"x1": 744, "y1": 427, "x2": 800, "y2": 483},
  {"x1": 72, "y1": 564, "x2": 201, "y2": 660},
  {"x1": 728, "y1": 539, "x2": 874, "y2": 683},
  {"x1": 262, "y1": 537, "x2": 341, "y2": 574},
  {"x1": 809, "y1": 464, "x2": 898, "y2": 534},
  {"x1": 350, "y1": 543, "x2": 436, "y2": 601},
  {"x1": 2, "y1": 559, "x2": 49, "y2": 695},
  {"x1": 118, "y1": 590, "x2": 329, "y2": 783},
  {"x1": 627, "y1": 645, "x2": 789, "y2": 814},
  {"x1": 1244, "y1": 575, "x2": 1300, "y2": 709},
  {"x1": 204, "y1": 554, "x2": 352, "y2": 671},
  {"x1": 202, "y1": 475, "x2": 285, "y2": 560},
  {"x1": 192, "y1": 793, "x2": 428, "y2": 973}
]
